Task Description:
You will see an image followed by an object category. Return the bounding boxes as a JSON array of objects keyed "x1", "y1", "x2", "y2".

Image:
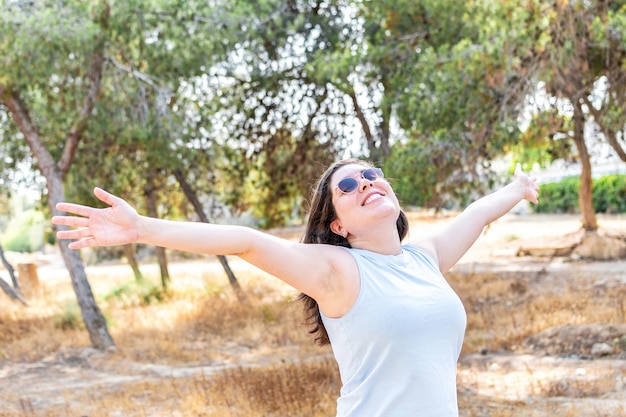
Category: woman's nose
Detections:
[{"x1": 358, "y1": 176, "x2": 374, "y2": 191}]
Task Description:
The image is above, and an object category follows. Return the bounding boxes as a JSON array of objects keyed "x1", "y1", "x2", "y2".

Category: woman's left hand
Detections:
[{"x1": 514, "y1": 163, "x2": 540, "y2": 204}]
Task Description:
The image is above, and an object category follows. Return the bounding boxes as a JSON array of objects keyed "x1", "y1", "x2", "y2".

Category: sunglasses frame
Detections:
[{"x1": 336, "y1": 167, "x2": 384, "y2": 194}]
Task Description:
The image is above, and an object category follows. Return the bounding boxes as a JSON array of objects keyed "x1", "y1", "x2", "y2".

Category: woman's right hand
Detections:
[{"x1": 52, "y1": 187, "x2": 140, "y2": 250}]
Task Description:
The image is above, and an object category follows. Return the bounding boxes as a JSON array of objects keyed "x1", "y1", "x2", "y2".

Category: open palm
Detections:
[{"x1": 52, "y1": 187, "x2": 140, "y2": 249}]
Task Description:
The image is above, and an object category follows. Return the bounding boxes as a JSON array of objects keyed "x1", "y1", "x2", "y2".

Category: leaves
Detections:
[{"x1": 3, "y1": 0, "x2": 626, "y2": 225}]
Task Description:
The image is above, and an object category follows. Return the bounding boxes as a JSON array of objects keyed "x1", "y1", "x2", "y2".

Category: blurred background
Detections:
[{"x1": 1, "y1": 1, "x2": 626, "y2": 416}]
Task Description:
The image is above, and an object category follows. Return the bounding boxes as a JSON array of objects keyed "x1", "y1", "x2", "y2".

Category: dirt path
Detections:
[{"x1": 0, "y1": 346, "x2": 334, "y2": 413}]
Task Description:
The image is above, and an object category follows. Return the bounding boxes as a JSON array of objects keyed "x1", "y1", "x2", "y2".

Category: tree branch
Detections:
[
  {"x1": 347, "y1": 87, "x2": 375, "y2": 153},
  {"x1": 582, "y1": 96, "x2": 626, "y2": 162},
  {"x1": 0, "y1": 84, "x2": 59, "y2": 180},
  {"x1": 107, "y1": 56, "x2": 162, "y2": 90},
  {"x1": 58, "y1": 30, "x2": 107, "y2": 176},
  {"x1": 0, "y1": 276, "x2": 28, "y2": 306},
  {"x1": 172, "y1": 168, "x2": 247, "y2": 303},
  {"x1": 0, "y1": 244, "x2": 19, "y2": 289}
]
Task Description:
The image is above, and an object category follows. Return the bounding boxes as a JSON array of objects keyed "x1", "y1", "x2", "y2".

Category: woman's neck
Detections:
[{"x1": 347, "y1": 226, "x2": 403, "y2": 255}]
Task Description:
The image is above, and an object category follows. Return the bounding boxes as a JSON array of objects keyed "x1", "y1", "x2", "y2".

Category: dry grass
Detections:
[
  {"x1": 447, "y1": 268, "x2": 626, "y2": 354},
  {"x1": 3, "y1": 359, "x2": 340, "y2": 417},
  {"x1": 1, "y1": 213, "x2": 626, "y2": 416}
]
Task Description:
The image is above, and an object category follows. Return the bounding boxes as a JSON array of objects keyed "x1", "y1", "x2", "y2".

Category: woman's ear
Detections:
[{"x1": 330, "y1": 219, "x2": 347, "y2": 238}]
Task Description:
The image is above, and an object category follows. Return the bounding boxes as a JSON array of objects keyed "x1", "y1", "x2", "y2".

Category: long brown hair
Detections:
[{"x1": 297, "y1": 159, "x2": 409, "y2": 345}]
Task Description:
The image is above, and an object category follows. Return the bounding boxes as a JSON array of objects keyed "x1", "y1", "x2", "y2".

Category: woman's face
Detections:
[{"x1": 329, "y1": 163, "x2": 401, "y2": 237}]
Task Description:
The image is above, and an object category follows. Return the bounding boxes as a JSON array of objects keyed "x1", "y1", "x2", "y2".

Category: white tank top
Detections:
[{"x1": 321, "y1": 245, "x2": 467, "y2": 417}]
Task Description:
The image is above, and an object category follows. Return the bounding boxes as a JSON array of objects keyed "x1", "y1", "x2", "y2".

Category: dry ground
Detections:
[{"x1": 1, "y1": 212, "x2": 626, "y2": 416}]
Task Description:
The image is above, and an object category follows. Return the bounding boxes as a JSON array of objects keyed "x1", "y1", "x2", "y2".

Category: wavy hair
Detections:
[{"x1": 297, "y1": 159, "x2": 409, "y2": 345}]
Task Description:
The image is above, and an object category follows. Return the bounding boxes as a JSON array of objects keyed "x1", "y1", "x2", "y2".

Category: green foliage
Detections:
[
  {"x1": 533, "y1": 177, "x2": 580, "y2": 214},
  {"x1": 384, "y1": 139, "x2": 456, "y2": 208},
  {"x1": 202, "y1": 0, "x2": 348, "y2": 223},
  {"x1": 370, "y1": 0, "x2": 529, "y2": 198},
  {"x1": 54, "y1": 301, "x2": 84, "y2": 330},
  {"x1": 0, "y1": 1, "x2": 103, "y2": 161},
  {"x1": 4, "y1": 0, "x2": 626, "y2": 231},
  {"x1": 511, "y1": 110, "x2": 573, "y2": 168},
  {"x1": 0, "y1": 209, "x2": 44, "y2": 253},
  {"x1": 241, "y1": 128, "x2": 336, "y2": 228},
  {"x1": 1, "y1": 0, "x2": 235, "y2": 220},
  {"x1": 592, "y1": 174, "x2": 626, "y2": 214},
  {"x1": 534, "y1": 175, "x2": 626, "y2": 214},
  {"x1": 104, "y1": 281, "x2": 169, "y2": 308}
]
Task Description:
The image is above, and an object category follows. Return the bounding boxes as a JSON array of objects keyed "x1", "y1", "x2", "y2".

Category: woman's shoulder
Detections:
[{"x1": 402, "y1": 243, "x2": 440, "y2": 270}]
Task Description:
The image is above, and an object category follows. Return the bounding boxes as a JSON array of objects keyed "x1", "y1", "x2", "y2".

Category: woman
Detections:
[{"x1": 52, "y1": 158, "x2": 539, "y2": 416}]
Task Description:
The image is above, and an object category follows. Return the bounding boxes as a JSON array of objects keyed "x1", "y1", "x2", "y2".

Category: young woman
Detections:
[{"x1": 52, "y1": 158, "x2": 539, "y2": 417}]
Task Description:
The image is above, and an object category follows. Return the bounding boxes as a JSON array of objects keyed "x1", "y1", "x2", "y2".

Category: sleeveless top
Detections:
[{"x1": 321, "y1": 244, "x2": 467, "y2": 417}]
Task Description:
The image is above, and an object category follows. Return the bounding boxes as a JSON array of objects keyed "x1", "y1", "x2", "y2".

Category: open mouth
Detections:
[{"x1": 363, "y1": 193, "x2": 384, "y2": 206}]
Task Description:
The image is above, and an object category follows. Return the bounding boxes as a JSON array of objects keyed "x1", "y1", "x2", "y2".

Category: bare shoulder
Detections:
[
  {"x1": 405, "y1": 237, "x2": 440, "y2": 267},
  {"x1": 240, "y1": 233, "x2": 358, "y2": 306}
]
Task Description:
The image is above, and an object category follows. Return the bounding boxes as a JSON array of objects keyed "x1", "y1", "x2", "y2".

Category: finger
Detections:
[
  {"x1": 56, "y1": 227, "x2": 92, "y2": 240},
  {"x1": 93, "y1": 187, "x2": 126, "y2": 207},
  {"x1": 51, "y1": 215, "x2": 90, "y2": 227},
  {"x1": 514, "y1": 163, "x2": 522, "y2": 176},
  {"x1": 68, "y1": 238, "x2": 96, "y2": 250},
  {"x1": 56, "y1": 202, "x2": 95, "y2": 217},
  {"x1": 531, "y1": 190, "x2": 539, "y2": 204}
]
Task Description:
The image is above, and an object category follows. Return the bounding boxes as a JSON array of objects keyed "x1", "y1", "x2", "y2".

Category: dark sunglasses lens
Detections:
[
  {"x1": 337, "y1": 177, "x2": 358, "y2": 193},
  {"x1": 363, "y1": 168, "x2": 383, "y2": 181}
]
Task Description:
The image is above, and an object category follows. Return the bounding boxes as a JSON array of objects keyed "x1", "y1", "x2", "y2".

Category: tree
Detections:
[
  {"x1": 0, "y1": 0, "x2": 239, "y2": 348},
  {"x1": 0, "y1": 1, "x2": 114, "y2": 348},
  {"x1": 516, "y1": 0, "x2": 626, "y2": 232},
  {"x1": 355, "y1": 0, "x2": 626, "y2": 225},
  {"x1": 203, "y1": 0, "x2": 359, "y2": 218},
  {"x1": 355, "y1": 0, "x2": 535, "y2": 207}
]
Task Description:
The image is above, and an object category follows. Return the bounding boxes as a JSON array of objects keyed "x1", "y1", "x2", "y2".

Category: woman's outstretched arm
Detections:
[
  {"x1": 411, "y1": 164, "x2": 540, "y2": 273},
  {"x1": 52, "y1": 187, "x2": 354, "y2": 304},
  {"x1": 54, "y1": 187, "x2": 268, "y2": 256}
]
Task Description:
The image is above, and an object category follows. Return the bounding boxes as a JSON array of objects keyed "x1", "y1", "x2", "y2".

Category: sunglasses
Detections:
[{"x1": 336, "y1": 167, "x2": 384, "y2": 194}]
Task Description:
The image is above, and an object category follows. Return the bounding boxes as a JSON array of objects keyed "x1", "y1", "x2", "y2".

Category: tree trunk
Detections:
[
  {"x1": 144, "y1": 172, "x2": 170, "y2": 289},
  {"x1": 123, "y1": 244, "x2": 144, "y2": 283},
  {"x1": 0, "y1": 244, "x2": 26, "y2": 304},
  {"x1": 378, "y1": 78, "x2": 392, "y2": 161},
  {"x1": 173, "y1": 168, "x2": 247, "y2": 303},
  {"x1": 572, "y1": 101, "x2": 598, "y2": 231},
  {"x1": 348, "y1": 88, "x2": 376, "y2": 159},
  {"x1": 49, "y1": 175, "x2": 115, "y2": 349},
  {"x1": 0, "y1": 244, "x2": 19, "y2": 289},
  {"x1": 1, "y1": 83, "x2": 114, "y2": 350},
  {"x1": 0, "y1": 276, "x2": 28, "y2": 305}
]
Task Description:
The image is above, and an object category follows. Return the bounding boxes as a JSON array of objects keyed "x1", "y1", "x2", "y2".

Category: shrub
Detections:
[
  {"x1": 54, "y1": 302, "x2": 84, "y2": 330},
  {"x1": 104, "y1": 281, "x2": 169, "y2": 308},
  {"x1": 533, "y1": 174, "x2": 626, "y2": 214},
  {"x1": 593, "y1": 174, "x2": 626, "y2": 213},
  {"x1": 0, "y1": 210, "x2": 44, "y2": 252},
  {"x1": 534, "y1": 176, "x2": 580, "y2": 213}
]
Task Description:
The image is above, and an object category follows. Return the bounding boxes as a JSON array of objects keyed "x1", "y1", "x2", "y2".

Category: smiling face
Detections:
[
  {"x1": 329, "y1": 163, "x2": 401, "y2": 239},
  {"x1": 302, "y1": 159, "x2": 409, "y2": 248}
]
